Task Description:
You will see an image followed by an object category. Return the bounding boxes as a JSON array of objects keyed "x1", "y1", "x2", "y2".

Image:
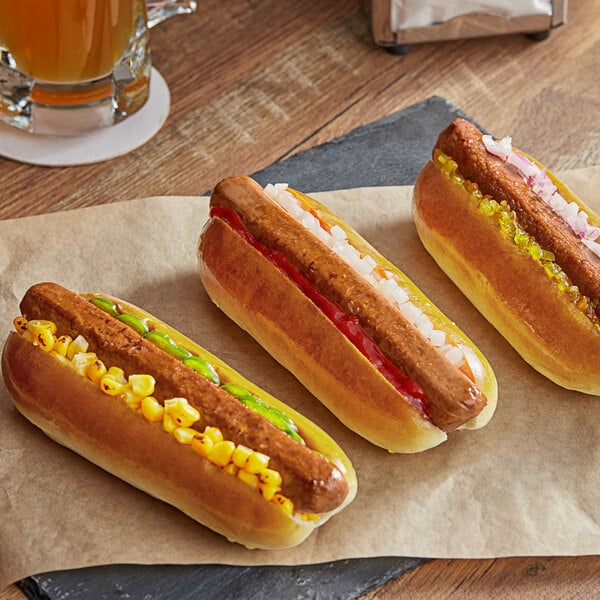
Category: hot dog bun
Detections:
[
  {"x1": 198, "y1": 177, "x2": 497, "y2": 453},
  {"x1": 413, "y1": 118, "x2": 600, "y2": 394},
  {"x1": 2, "y1": 282, "x2": 356, "y2": 549}
]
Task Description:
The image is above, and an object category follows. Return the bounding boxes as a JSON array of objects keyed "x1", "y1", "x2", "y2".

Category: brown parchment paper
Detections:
[{"x1": 1, "y1": 167, "x2": 599, "y2": 587}]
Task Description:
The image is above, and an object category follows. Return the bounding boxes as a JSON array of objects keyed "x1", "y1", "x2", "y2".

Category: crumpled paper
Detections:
[{"x1": 1, "y1": 167, "x2": 599, "y2": 588}]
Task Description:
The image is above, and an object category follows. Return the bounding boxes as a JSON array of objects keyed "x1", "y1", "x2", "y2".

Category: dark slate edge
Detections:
[
  {"x1": 20, "y1": 558, "x2": 429, "y2": 600},
  {"x1": 250, "y1": 95, "x2": 485, "y2": 191}
]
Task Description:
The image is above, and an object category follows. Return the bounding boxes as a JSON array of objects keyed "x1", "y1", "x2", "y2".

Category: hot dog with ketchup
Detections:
[
  {"x1": 413, "y1": 118, "x2": 600, "y2": 394},
  {"x1": 1, "y1": 282, "x2": 356, "y2": 549},
  {"x1": 198, "y1": 176, "x2": 498, "y2": 453}
]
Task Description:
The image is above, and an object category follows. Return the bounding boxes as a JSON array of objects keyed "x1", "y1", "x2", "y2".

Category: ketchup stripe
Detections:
[{"x1": 210, "y1": 205, "x2": 430, "y2": 421}]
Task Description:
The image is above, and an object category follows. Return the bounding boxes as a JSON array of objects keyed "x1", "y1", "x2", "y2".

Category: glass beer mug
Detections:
[{"x1": 0, "y1": 0, "x2": 196, "y2": 136}]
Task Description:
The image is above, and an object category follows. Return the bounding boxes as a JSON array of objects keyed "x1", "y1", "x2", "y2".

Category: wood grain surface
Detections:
[{"x1": 1, "y1": 0, "x2": 599, "y2": 598}]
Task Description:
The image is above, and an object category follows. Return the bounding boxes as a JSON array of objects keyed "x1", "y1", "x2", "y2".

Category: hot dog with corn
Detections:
[
  {"x1": 1, "y1": 282, "x2": 356, "y2": 549},
  {"x1": 413, "y1": 118, "x2": 600, "y2": 394},
  {"x1": 198, "y1": 176, "x2": 498, "y2": 453}
]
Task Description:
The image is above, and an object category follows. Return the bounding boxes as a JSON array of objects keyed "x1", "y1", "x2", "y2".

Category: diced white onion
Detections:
[
  {"x1": 429, "y1": 329, "x2": 446, "y2": 347},
  {"x1": 417, "y1": 317, "x2": 434, "y2": 339},
  {"x1": 355, "y1": 254, "x2": 377, "y2": 276},
  {"x1": 314, "y1": 226, "x2": 330, "y2": 244},
  {"x1": 379, "y1": 277, "x2": 398, "y2": 296},
  {"x1": 265, "y1": 182, "x2": 459, "y2": 361},
  {"x1": 391, "y1": 284, "x2": 409, "y2": 305},
  {"x1": 400, "y1": 302, "x2": 421, "y2": 324},
  {"x1": 303, "y1": 214, "x2": 320, "y2": 235},
  {"x1": 444, "y1": 345, "x2": 465, "y2": 366},
  {"x1": 263, "y1": 183, "x2": 276, "y2": 197},
  {"x1": 330, "y1": 224, "x2": 347, "y2": 239}
]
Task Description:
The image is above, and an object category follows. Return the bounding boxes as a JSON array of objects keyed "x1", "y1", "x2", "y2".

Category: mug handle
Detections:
[{"x1": 146, "y1": 0, "x2": 198, "y2": 29}]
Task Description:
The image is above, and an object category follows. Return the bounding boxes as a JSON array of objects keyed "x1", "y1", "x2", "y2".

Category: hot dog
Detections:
[
  {"x1": 198, "y1": 176, "x2": 498, "y2": 453},
  {"x1": 1, "y1": 282, "x2": 356, "y2": 549},
  {"x1": 413, "y1": 118, "x2": 600, "y2": 394}
]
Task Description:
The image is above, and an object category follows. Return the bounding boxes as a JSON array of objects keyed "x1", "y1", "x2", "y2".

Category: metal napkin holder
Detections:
[{"x1": 371, "y1": 0, "x2": 568, "y2": 53}]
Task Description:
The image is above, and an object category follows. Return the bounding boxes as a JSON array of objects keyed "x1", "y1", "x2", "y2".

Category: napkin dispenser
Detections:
[{"x1": 371, "y1": 0, "x2": 567, "y2": 52}]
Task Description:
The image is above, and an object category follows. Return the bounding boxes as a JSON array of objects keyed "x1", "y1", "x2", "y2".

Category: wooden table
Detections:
[{"x1": 1, "y1": 0, "x2": 598, "y2": 597}]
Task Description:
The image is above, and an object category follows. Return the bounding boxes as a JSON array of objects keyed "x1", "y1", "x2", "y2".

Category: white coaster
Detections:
[{"x1": 0, "y1": 67, "x2": 170, "y2": 166}]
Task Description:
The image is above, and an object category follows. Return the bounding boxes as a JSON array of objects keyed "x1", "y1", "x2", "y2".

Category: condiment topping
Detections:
[
  {"x1": 482, "y1": 134, "x2": 600, "y2": 259},
  {"x1": 89, "y1": 297, "x2": 303, "y2": 443},
  {"x1": 264, "y1": 183, "x2": 469, "y2": 371},
  {"x1": 434, "y1": 149, "x2": 600, "y2": 334},
  {"x1": 209, "y1": 204, "x2": 431, "y2": 421},
  {"x1": 13, "y1": 316, "x2": 302, "y2": 517}
]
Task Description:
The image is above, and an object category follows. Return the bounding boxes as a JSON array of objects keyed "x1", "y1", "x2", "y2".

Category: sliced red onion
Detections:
[
  {"x1": 482, "y1": 134, "x2": 512, "y2": 160},
  {"x1": 582, "y1": 238, "x2": 600, "y2": 256},
  {"x1": 587, "y1": 226, "x2": 600, "y2": 241},
  {"x1": 549, "y1": 191, "x2": 568, "y2": 212},
  {"x1": 507, "y1": 151, "x2": 538, "y2": 178},
  {"x1": 573, "y1": 212, "x2": 589, "y2": 237},
  {"x1": 481, "y1": 137, "x2": 600, "y2": 259}
]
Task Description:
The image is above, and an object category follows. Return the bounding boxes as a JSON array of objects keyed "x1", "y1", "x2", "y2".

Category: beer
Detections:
[{"x1": 0, "y1": 0, "x2": 136, "y2": 83}]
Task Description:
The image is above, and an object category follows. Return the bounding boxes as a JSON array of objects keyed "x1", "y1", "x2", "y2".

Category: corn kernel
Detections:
[
  {"x1": 119, "y1": 387, "x2": 142, "y2": 410},
  {"x1": 141, "y1": 396, "x2": 164, "y2": 422},
  {"x1": 128, "y1": 374, "x2": 156, "y2": 398},
  {"x1": 237, "y1": 469, "x2": 259, "y2": 488},
  {"x1": 164, "y1": 397, "x2": 200, "y2": 427},
  {"x1": 87, "y1": 359, "x2": 107, "y2": 385},
  {"x1": 207, "y1": 440, "x2": 235, "y2": 467},
  {"x1": 54, "y1": 335, "x2": 73, "y2": 357},
  {"x1": 231, "y1": 444, "x2": 253, "y2": 469},
  {"x1": 106, "y1": 366, "x2": 127, "y2": 385},
  {"x1": 223, "y1": 463, "x2": 238, "y2": 476},
  {"x1": 163, "y1": 413, "x2": 178, "y2": 433},
  {"x1": 191, "y1": 433, "x2": 214, "y2": 457},
  {"x1": 100, "y1": 374, "x2": 124, "y2": 396},
  {"x1": 36, "y1": 328, "x2": 55, "y2": 351},
  {"x1": 258, "y1": 468, "x2": 282, "y2": 488},
  {"x1": 27, "y1": 321, "x2": 55, "y2": 352},
  {"x1": 173, "y1": 427, "x2": 198, "y2": 444},
  {"x1": 245, "y1": 451, "x2": 270, "y2": 474},
  {"x1": 258, "y1": 484, "x2": 279, "y2": 501},
  {"x1": 27, "y1": 319, "x2": 57, "y2": 335},
  {"x1": 67, "y1": 335, "x2": 89, "y2": 360},
  {"x1": 202, "y1": 426, "x2": 223, "y2": 444},
  {"x1": 271, "y1": 494, "x2": 294, "y2": 515},
  {"x1": 13, "y1": 316, "x2": 28, "y2": 334},
  {"x1": 72, "y1": 352, "x2": 97, "y2": 376},
  {"x1": 298, "y1": 512, "x2": 320, "y2": 522}
]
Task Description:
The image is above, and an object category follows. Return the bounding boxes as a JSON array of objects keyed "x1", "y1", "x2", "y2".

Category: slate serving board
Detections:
[{"x1": 19, "y1": 96, "x2": 481, "y2": 600}]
